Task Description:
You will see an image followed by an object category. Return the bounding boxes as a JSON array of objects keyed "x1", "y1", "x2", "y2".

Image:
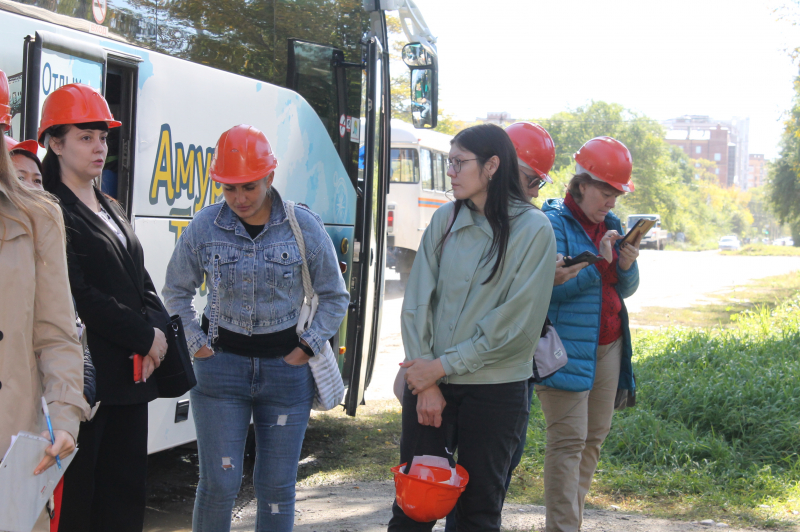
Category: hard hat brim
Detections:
[
  {"x1": 37, "y1": 119, "x2": 122, "y2": 147},
  {"x1": 210, "y1": 166, "x2": 277, "y2": 185},
  {"x1": 5, "y1": 137, "x2": 40, "y2": 156}
]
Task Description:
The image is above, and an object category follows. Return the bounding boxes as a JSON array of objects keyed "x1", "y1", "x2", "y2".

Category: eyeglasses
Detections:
[
  {"x1": 447, "y1": 158, "x2": 477, "y2": 174},
  {"x1": 523, "y1": 171, "x2": 547, "y2": 190}
]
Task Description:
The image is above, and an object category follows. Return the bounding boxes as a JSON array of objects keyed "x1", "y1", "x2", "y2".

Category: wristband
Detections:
[{"x1": 297, "y1": 341, "x2": 315, "y2": 357}]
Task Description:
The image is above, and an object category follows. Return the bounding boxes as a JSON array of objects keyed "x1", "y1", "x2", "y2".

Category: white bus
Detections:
[
  {"x1": 1, "y1": 0, "x2": 439, "y2": 452},
  {"x1": 386, "y1": 119, "x2": 453, "y2": 283}
]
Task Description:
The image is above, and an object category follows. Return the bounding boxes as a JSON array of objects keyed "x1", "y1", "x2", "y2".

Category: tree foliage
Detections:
[
  {"x1": 768, "y1": 69, "x2": 800, "y2": 245},
  {"x1": 530, "y1": 101, "x2": 761, "y2": 244}
]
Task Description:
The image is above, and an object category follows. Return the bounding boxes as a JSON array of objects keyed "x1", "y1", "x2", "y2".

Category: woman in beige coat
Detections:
[{"x1": 0, "y1": 139, "x2": 89, "y2": 529}]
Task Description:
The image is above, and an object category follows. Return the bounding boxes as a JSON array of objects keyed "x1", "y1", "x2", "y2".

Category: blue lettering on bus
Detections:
[{"x1": 42, "y1": 63, "x2": 52, "y2": 95}]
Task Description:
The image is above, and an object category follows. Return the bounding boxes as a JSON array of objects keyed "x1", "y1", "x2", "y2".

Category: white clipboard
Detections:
[{"x1": 0, "y1": 432, "x2": 76, "y2": 532}]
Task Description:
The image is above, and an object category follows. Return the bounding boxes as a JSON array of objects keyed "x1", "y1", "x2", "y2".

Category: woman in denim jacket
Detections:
[{"x1": 162, "y1": 125, "x2": 349, "y2": 532}]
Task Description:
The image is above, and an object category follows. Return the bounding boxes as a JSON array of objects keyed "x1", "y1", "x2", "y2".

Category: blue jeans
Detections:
[
  {"x1": 191, "y1": 350, "x2": 315, "y2": 532},
  {"x1": 444, "y1": 381, "x2": 535, "y2": 532}
]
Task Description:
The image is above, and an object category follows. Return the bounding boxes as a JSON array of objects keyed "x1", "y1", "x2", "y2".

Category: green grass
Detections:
[
  {"x1": 508, "y1": 295, "x2": 800, "y2": 528},
  {"x1": 632, "y1": 271, "x2": 800, "y2": 329},
  {"x1": 297, "y1": 399, "x2": 401, "y2": 485},
  {"x1": 721, "y1": 244, "x2": 800, "y2": 257}
]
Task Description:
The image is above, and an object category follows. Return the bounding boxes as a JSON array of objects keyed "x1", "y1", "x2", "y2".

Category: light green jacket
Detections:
[{"x1": 402, "y1": 200, "x2": 557, "y2": 385}]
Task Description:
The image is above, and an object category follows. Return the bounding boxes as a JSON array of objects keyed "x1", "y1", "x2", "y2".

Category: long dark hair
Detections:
[
  {"x1": 41, "y1": 121, "x2": 108, "y2": 193},
  {"x1": 441, "y1": 123, "x2": 530, "y2": 284}
]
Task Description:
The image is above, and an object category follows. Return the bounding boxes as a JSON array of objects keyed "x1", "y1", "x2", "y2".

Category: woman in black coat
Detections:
[{"x1": 39, "y1": 83, "x2": 167, "y2": 532}]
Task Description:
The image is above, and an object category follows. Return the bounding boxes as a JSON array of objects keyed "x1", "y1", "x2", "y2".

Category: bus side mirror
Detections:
[{"x1": 403, "y1": 43, "x2": 437, "y2": 129}]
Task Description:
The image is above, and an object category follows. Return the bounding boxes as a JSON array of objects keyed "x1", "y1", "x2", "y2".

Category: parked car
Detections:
[
  {"x1": 718, "y1": 235, "x2": 741, "y2": 251},
  {"x1": 774, "y1": 237, "x2": 795, "y2": 246}
]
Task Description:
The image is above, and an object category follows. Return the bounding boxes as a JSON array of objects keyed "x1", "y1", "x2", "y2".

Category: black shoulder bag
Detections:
[{"x1": 146, "y1": 301, "x2": 197, "y2": 398}]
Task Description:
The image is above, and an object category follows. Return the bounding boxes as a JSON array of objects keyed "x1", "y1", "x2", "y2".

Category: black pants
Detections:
[
  {"x1": 58, "y1": 403, "x2": 149, "y2": 532},
  {"x1": 389, "y1": 381, "x2": 529, "y2": 532}
]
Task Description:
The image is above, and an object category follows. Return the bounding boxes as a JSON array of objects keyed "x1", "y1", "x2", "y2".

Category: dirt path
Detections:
[{"x1": 231, "y1": 481, "x2": 760, "y2": 531}]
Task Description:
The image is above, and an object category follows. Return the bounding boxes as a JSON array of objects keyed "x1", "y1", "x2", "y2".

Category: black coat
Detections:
[{"x1": 54, "y1": 183, "x2": 160, "y2": 405}]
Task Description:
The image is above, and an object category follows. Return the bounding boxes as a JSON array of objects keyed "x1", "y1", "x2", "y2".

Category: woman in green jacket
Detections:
[{"x1": 389, "y1": 124, "x2": 557, "y2": 531}]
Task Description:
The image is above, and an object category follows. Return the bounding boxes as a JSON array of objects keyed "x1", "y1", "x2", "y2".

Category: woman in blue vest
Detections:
[{"x1": 538, "y1": 136, "x2": 642, "y2": 532}]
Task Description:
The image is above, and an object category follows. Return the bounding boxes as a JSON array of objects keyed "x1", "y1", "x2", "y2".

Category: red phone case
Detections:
[{"x1": 133, "y1": 354, "x2": 143, "y2": 382}]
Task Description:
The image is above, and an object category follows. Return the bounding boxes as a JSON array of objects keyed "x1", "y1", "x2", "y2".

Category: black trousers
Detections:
[
  {"x1": 58, "y1": 403, "x2": 149, "y2": 532},
  {"x1": 389, "y1": 381, "x2": 529, "y2": 532}
]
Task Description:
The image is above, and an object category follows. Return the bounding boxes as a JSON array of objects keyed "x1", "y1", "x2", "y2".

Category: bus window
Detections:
[
  {"x1": 390, "y1": 148, "x2": 419, "y2": 183},
  {"x1": 421, "y1": 148, "x2": 433, "y2": 190},
  {"x1": 441, "y1": 154, "x2": 451, "y2": 192},
  {"x1": 432, "y1": 152, "x2": 444, "y2": 191}
]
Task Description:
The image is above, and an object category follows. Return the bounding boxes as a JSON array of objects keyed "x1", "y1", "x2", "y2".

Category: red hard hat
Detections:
[
  {"x1": 1, "y1": 70, "x2": 11, "y2": 132},
  {"x1": 5, "y1": 136, "x2": 40, "y2": 156},
  {"x1": 210, "y1": 124, "x2": 278, "y2": 184},
  {"x1": 505, "y1": 121, "x2": 555, "y2": 183},
  {"x1": 573, "y1": 136, "x2": 634, "y2": 193},
  {"x1": 37, "y1": 83, "x2": 121, "y2": 146},
  {"x1": 391, "y1": 463, "x2": 469, "y2": 522}
]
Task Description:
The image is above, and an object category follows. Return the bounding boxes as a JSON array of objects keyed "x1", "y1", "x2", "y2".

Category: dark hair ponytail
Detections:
[
  {"x1": 41, "y1": 122, "x2": 109, "y2": 193},
  {"x1": 442, "y1": 123, "x2": 530, "y2": 284}
]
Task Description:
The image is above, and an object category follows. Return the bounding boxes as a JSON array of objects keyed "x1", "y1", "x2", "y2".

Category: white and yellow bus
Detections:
[
  {"x1": 1, "y1": 0, "x2": 439, "y2": 452},
  {"x1": 386, "y1": 119, "x2": 453, "y2": 283}
]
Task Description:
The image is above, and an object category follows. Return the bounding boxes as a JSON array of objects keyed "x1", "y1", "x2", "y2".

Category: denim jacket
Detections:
[{"x1": 162, "y1": 190, "x2": 349, "y2": 357}]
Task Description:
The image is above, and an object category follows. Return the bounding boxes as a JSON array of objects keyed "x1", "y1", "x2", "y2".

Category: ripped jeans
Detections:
[{"x1": 191, "y1": 349, "x2": 315, "y2": 532}]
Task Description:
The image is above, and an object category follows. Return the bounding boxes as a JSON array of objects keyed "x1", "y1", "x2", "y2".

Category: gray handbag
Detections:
[{"x1": 531, "y1": 317, "x2": 568, "y2": 382}]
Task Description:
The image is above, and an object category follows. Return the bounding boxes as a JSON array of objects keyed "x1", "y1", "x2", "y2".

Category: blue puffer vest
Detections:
[{"x1": 540, "y1": 198, "x2": 639, "y2": 393}]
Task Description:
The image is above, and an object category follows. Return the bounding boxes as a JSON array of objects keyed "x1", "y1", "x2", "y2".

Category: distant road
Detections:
[{"x1": 623, "y1": 249, "x2": 800, "y2": 313}]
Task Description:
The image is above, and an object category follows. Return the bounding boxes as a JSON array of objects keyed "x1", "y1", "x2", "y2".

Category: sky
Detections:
[{"x1": 406, "y1": 0, "x2": 800, "y2": 159}]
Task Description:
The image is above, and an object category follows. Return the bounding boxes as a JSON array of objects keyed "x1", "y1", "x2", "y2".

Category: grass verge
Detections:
[
  {"x1": 508, "y1": 295, "x2": 800, "y2": 529},
  {"x1": 631, "y1": 271, "x2": 800, "y2": 329},
  {"x1": 298, "y1": 399, "x2": 401, "y2": 485},
  {"x1": 721, "y1": 244, "x2": 800, "y2": 257}
]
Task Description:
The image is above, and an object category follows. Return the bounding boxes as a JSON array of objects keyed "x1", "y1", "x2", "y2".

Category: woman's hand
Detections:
[
  {"x1": 34, "y1": 429, "x2": 75, "y2": 475},
  {"x1": 147, "y1": 328, "x2": 167, "y2": 369},
  {"x1": 283, "y1": 346, "x2": 311, "y2": 366},
  {"x1": 554, "y1": 253, "x2": 588, "y2": 286},
  {"x1": 142, "y1": 355, "x2": 156, "y2": 381},
  {"x1": 194, "y1": 346, "x2": 214, "y2": 359},
  {"x1": 599, "y1": 230, "x2": 622, "y2": 263},
  {"x1": 403, "y1": 358, "x2": 446, "y2": 395},
  {"x1": 416, "y1": 386, "x2": 446, "y2": 427},
  {"x1": 619, "y1": 242, "x2": 640, "y2": 270}
]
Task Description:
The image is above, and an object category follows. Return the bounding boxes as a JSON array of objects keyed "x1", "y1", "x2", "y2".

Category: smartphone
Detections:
[
  {"x1": 562, "y1": 251, "x2": 602, "y2": 267},
  {"x1": 620, "y1": 218, "x2": 656, "y2": 248}
]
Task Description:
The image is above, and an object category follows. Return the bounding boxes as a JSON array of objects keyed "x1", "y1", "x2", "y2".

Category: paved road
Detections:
[
  {"x1": 144, "y1": 250, "x2": 800, "y2": 530},
  {"x1": 367, "y1": 250, "x2": 800, "y2": 401}
]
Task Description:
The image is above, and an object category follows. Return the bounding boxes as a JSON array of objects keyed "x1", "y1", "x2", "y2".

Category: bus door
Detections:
[
  {"x1": 21, "y1": 31, "x2": 140, "y2": 214},
  {"x1": 345, "y1": 36, "x2": 387, "y2": 414},
  {"x1": 286, "y1": 36, "x2": 387, "y2": 414}
]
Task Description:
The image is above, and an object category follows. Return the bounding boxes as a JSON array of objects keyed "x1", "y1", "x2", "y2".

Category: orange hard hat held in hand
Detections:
[
  {"x1": 37, "y1": 83, "x2": 121, "y2": 146},
  {"x1": 573, "y1": 136, "x2": 634, "y2": 193},
  {"x1": 209, "y1": 124, "x2": 279, "y2": 184},
  {"x1": 0, "y1": 69, "x2": 12, "y2": 132},
  {"x1": 505, "y1": 121, "x2": 556, "y2": 184}
]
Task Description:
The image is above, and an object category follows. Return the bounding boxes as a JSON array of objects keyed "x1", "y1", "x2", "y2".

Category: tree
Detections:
[
  {"x1": 768, "y1": 69, "x2": 800, "y2": 245},
  {"x1": 531, "y1": 101, "x2": 682, "y2": 229}
]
